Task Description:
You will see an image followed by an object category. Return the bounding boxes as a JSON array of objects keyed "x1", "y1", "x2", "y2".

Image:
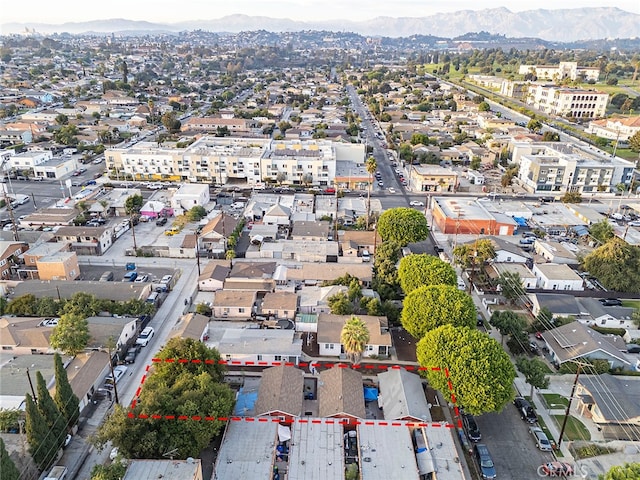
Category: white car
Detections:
[
  {"x1": 628, "y1": 221, "x2": 640, "y2": 227},
  {"x1": 136, "y1": 327, "x2": 155, "y2": 346},
  {"x1": 134, "y1": 274, "x2": 149, "y2": 283},
  {"x1": 409, "y1": 201, "x2": 424, "y2": 207},
  {"x1": 388, "y1": 187, "x2": 396, "y2": 194},
  {"x1": 39, "y1": 318, "x2": 59, "y2": 327},
  {"x1": 530, "y1": 426, "x2": 552, "y2": 451},
  {"x1": 160, "y1": 275, "x2": 173, "y2": 284},
  {"x1": 104, "y1": 365, "x2": 128, "y2": 389}
]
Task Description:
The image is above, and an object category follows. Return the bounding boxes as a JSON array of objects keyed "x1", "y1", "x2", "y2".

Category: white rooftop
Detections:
[
  {"x1": 287, "y1": 421, "x2": 344, "y2": 480},
  {"x1": 214, "y1": 421, "x2": 276, "y2": 479}
]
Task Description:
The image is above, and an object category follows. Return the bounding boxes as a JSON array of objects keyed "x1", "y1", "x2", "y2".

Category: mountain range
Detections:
[{"x1": 2, "y1": 7, "x2": 639, "y2": 42}]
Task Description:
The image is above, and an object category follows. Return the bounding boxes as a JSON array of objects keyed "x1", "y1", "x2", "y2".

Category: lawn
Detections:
[
  {"x1": 552, "y1": 415, "x2": 591, "y2": 442},
  {"x1": 622, "y1": 300, "x2": 640, "y2": 310},
  {"x1": 541, "y1": 393, "x2": 569, "y2": 409}
]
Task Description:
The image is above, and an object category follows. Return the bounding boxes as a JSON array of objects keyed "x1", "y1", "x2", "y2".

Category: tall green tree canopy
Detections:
[
  {"x1": 124, "y1": 194, "x2": 144, "y2": 215},
  {"x1": 25, "y1": 393, "x2": 56, "y2": 471},
  {"x1": 589, "y1": 220, "x2": 614, "y2": 244},
  {"x1": 377, "y1": 208, "x2": 429, "y2": 246},
  {"x1": 417, "y1": 325, "x2": 516, "y2": 415},
  {"x1": 0, "y1": 437, "x2": 20, "y2": 480},
  {"x1": 401, "y1": 285, "x2": 476, "y2": 339},
  {"x1": 452, "y1": 239, "x2": 496, "y2": 269},
  {"x1": 516, "y1": 357, "x2": 550, "y2": 398},
  {"x1": 36, "y1": 371, "x2": 67, "y2": 450},
  {"x1": 490, "y1": 310, "x2": 527, "y2": 346},
  {"x1": 93, "y1": 338, "x2": 233, "y2": 459},
  {"x1": 398, "y1": 254, "x2": 456, "y2": 294},
  {"x1": 49, "y1": 312, "x2": 90, "y2": 356},
  {"x1": 54, "y1": 353, "x2": 80, "y2": 429},
  {"x1": 582, "y1": 238, "x2": 640, "y2": 293}
]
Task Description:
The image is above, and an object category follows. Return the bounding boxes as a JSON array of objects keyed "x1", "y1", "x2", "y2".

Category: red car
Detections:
[{"x1": 535, "y1": 331, "x2": 544, "y2": 340}]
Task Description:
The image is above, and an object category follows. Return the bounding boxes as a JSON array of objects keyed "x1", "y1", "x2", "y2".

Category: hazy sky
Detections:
[{"x1": 2, "y1": 0, "x2": 639, "y2": 24}]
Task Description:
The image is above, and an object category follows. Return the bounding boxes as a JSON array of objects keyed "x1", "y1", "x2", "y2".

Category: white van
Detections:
[
  {"x1": 45, "y1": 466, "x2": 68, "y2": 480},
  {"x1": 457, "y1": 276, "x2": 466, "y2": 290},
  {"x1": 362, "y1": 250, "x2": 371, "y2": 262}
]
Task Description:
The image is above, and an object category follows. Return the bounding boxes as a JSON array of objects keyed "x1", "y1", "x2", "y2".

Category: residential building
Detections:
[
  {"x1": 263, "y1": 139, "x2": 337, "y2": 187},
  {"x1": 169, "y1": 313, "x2": 209, "y2": 341},
  {"x1": 290, "y1": 221, "x2": 331, "y2": 241},
  {"x1": 35, "y1": 251, "x2": 80, "y2": 280},
  {"x1": 298, "y1": 285, "x2": 348, "y2": 316},
  {"x1": 491, "y1": 263, "x2": 537, "y2": 290},
  {"x1": 317, "y1": 314, "x2": 392, "y2": 358},
  {"x1": 358, "y1": 424, "x2": 421, "y2": 479},
  {"x1": 0, "y1": 317, "x2": 56, "y2": 355},
  {"x1": 540, "y1": 321, "x2": 632, "y2": 370},
  {"x1": 181, "y1": 116, "x2": 253, "y2": 135},
  {"x1": 526, "y1": 84, "x2": 608, "y2": 119},
  {"x1": 214, "y1": 421, "x2": 277, "y2": 480},
  {"x1": 287, "y1": 422, "x2": 344, "y2": 480},
  {"x1": 211, "y1": 290, "x2": 256, "y2": 319},
  {"x1": 576, "y1": 374, "x2": 640, "y2": 441},
  {"x1": 518, "y1": 62, "x2": 600, "y2": 82},
  {"x1": 122, "y1": 459, "x2": 203, "y2": 480},
  {"x1": 377, "y1": 369, "x2": 432, "y2": 422},
  {"x1": 197, "y1": 260, "x2": 231, "y2": 291},
  {"x1": 253, "y1": 365, "x2": 304, "y2": 419},
  {"x1": 5, "y1": 150, "x2": 52, "y2": 170},
  {"x1": 586, "y1": 115, "x2": 640, "y2": 142},
  {"x1": 86, "y1": 316, "x2": 139, "y2": 351},
  {"x1": 532, "y1": 263, "x2": 584, "y2": 291},
  {"x1": 261, "y1": 291, "x2": 298, "y2": 320},
  {"x1": 512, "y1": 142, "x2": 634, "y2": 194},
  {"x1": 171, "y1": 183, "x2": 210, "y2": 215},
  {"x1": 199, "y1": 214, "x2": 238, "y2": 254},
  {"x1": 54, "y1": 226, "x2": 113, "y2": 255},
  {"x1": 534, "y1": 239, "x2": 579, "y2": 265},
  {"x1": 489, "y1": 237, "x2": 532, "y2": 264},
  {"x1": 409, "y1": 165, "x2": 458, "y2": 192},
  {"x1": 0, "y1": 241, "x2": 28, "y2": 278},
  {"x1": 318, "y1": 367, "x2": 366, "y2": 419}
]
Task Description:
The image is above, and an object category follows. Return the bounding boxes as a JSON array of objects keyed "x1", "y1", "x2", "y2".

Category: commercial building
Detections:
[{"x1": 518, "y1": 62, "x2": 600, "y2": 82}]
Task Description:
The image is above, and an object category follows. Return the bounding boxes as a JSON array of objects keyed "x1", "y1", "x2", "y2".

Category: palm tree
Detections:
[
  {"x1": 365, "y1": 156, "x2": 377, "y2": 229},
  {"x1": 340, "y1": 316, "x2": 370, "y2": 365}
]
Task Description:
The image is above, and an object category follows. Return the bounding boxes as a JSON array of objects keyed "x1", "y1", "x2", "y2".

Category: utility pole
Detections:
[
  {"x1": 558, "y1": 363, "x2": 582, "y2": 448},
  {"x1": 195, "y1": 230, "x2": 201, "y2": 276},
  {"x1": 26, "y1": 367, "x2": 36, "y2": 401}
]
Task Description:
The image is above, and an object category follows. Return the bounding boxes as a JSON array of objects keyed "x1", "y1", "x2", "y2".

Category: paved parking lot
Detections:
[
  {"x1": 474, "y1": 403, "x2": 555, "y2": 479},
  {"x1": 78, "y1": 264, "x2": 175, "y2": 282}
]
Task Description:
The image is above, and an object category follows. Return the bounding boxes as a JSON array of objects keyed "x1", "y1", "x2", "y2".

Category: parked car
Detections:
[
  {"x1": 39, "y1": 318, "x2": 59, "y2": 327},
  {"x1": 160, "y1": 275, "x2": 173, "y2": 284},
  {"x1": 123, "y1": 271, "x2": 138, "y2": 282},
  {"x1": 540, "y1": 462, "x2": 574, "y2": 476},
  {"x1": 136, "y1": 327, "x2": 155, "y2": 347},
  {"x1": 134, "y1": 274, "x2": 149, "y2": 283},
  {"x1": 409, "y1": 201, "x2": 424, "y2": 207},
  {"x1": 599, "y1": 298, "x2": 622, "y2": 306},
  {"x1": 155, "y1": 217, "x2": 168, "y2": 226},
  {"x1": 124, "y1": 346, "x2": 141, "y2": 364},
  {"x1": 463, "y1": 414, "x2": 482, "y2": 442},
  {"x1": 474, "y1": 444, "x2": 497, "y2": 479},
  {"x1": 104, "y1": 365, "x2": 128, "y2": 390},
  {"x1": 530, "y1": 426, "x2": 552, "y2": 451},
  {"x1": 514, "y1": 397, "x2": 538, "y2": 424}
]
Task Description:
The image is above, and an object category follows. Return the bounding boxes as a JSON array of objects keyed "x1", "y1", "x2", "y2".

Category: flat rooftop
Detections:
[
  {"x1": 214, "y1": 421, "x2": 276, "y2": 479},
  {"x1": 434, "y1": 197, "x2": 495, "y2": 221},
  {"x1": 122, "y1": 459, "x2": 201, "y2": 480},
  {"x1": 287, "y1": 421, "x2": 344, "y2": 480},
  {"x1": 358, "y1": 423, "x2": 421, "y2": 479}
]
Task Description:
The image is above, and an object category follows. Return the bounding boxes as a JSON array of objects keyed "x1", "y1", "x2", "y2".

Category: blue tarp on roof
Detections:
[
  {"x1": 513, "y1": 216, "x2": 528, "y2": 227},
  {"x1": 233, "y1": 386, "x2": 258, "y2": 415},
  {"x1": 364, "y1": 386, "x2": 378, "y2": 402},
  {"x1": 573, "y1": 225, "x2": 589, "y2": 236}
]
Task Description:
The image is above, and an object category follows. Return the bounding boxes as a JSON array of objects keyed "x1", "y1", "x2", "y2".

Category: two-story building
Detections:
[
  {"x1": 409, "y1": 165, "x2": 458, "y2": 192},
  {"x1": 54, "y1": 226, "x2": 113, "y2": 256},
  {"x1": 317, "y1": 314, "x2": 392, "y2": 358}
]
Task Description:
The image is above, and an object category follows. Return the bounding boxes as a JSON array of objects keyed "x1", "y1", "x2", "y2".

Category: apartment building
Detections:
[
  {"x1": 586, "y1": 115, "x2": 640, "y2": 142},
  {"x1": 106, "y1": 137, "x2": 364, "y2": 187},
  {"x1": 513, "y1": 142, "x2": 634, "y2": 194},
  {"x1": 526, "y1": 84, "x2": 608, "y2": 119},
  {"x1": 518, "y1": 62, "x2": 600, "y2": 82}
]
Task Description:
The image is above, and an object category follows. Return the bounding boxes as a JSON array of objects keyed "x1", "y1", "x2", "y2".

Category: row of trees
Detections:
[{"x1": 25, "y1": 353, "x2": 80, "y2": 474}]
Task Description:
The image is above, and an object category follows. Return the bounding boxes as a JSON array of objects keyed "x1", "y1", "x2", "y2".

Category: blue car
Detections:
[
  {"x1": 123, "y1": 271, "x2": 138, "y2": 282},
  {"x1": 474, "y1": 444, "x2": 497, "y2": 479}
]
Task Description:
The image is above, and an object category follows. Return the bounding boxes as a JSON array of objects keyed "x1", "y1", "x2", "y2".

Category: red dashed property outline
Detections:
[{"x1": 127, "y1": 360, "x2": 461, "y2": 429}]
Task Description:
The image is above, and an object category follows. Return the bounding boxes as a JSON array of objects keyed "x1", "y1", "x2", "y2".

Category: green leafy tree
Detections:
[
  {"x1": 582, "y1": 238, "x2": 640, "y2": 293},
  {"x1": 49, "y1": 312, "x2": 90, "y2": 356},
  {"x1": 340, "y1": 316, "x2": 370, "y2": 364},
  {"x1": 401, "y1": 285, "x2": 476, "y2": 339},
  {"x1": 25, "y1": 393, "x2": 56, "y2": 471},
  {"x1": 560, "y1": 191, "x2": 582, "y2": 203},
  {"x1": 541, "y1": 131, "x2": 560, "y2": 142},
  {"x1": 398, "y1": 254, "x2": 456, "y2": 294},
  {"x1": 54, "y1": 353, "x2": 80, "y2": 429},
  {"x1": 92, "y1": 338, "x2": 234, "y2": 459},
  {"x1": 527, "y1": 118, "x2": 543, "y2": 133},
  {"x1": 416, "y1": 325, "x2": 516, "y2": 415},
  {"x1": 328, "y1": 292, "x2": 354, "y2": 315},
  {"x1": 53, "y1": 124, "x2": 78, "y2": 145},
  {"x1": 452, "y1": 239, "x2": 496, "y2": 270},
  {"x1": 490, "y1": 310, "x2": 527, "y2": 346},
  {"x1": 6, "y1": 294, "x2": 37, "y2": 316},
  {"x1": 590, "y1": 220, "x2": 614, "y2": 244},
  {"x1": 515, "y1": 357, "x2": 550, "y2": 398},
  {"x1": 601, "y1": 462, "x2": 640, "y2": 480},
  {"x1": 186, "y1": 206, "x2": 207, "y2": 221},
  {"x1": 629, "y1": 131, "x2": 640, "y2": 153},
  {"x1": 496, "y1": 272, "x2": 524, "y2": 304},
  {"x1": 365, "y1": 157, "x2": 377, "y2": 229},
  {"x1": 91, "y1": 461, "x2": 127, "y2": 480},
  {"x1": 377, "y1": 208, "x2": 429, "y2": 246},
  {"x1": 124, "y1": 194, "x2": 143, "y2": 215},
  {"x1": 36, "y1": 371, "x2": 66, "y2": 451},
  {"x1": 477, "y1": 101, "x2": 490, "y2": 112},
  {"x1": 0, "y1": 437, "x2": 19, "y2": 480},
  {"x1": 55, "y1": 113, "x2": 69, "y2": 125}
]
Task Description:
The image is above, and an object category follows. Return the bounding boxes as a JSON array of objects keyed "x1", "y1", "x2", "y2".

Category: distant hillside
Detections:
[{"x1": 2, "y1": 7, "x2": 639, "y2": 42}]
